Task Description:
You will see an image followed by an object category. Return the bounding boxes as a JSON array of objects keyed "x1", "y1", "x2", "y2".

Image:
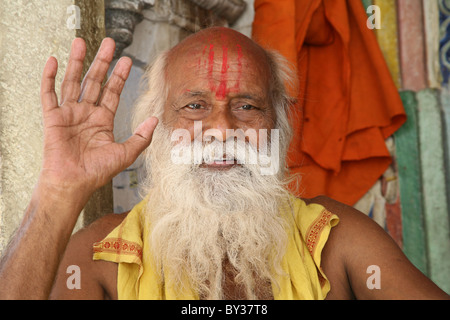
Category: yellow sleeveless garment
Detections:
[{"x1": 93, "y1": 195, "x2": 339, "y2": 300}]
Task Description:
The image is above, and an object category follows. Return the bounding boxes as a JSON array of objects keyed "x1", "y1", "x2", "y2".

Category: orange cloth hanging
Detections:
[{"x1": 252, "y1": 0, "x2": 406, "y2": 205}]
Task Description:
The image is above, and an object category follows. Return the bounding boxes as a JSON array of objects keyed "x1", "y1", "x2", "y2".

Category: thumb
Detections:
[{"x1": 121, "y1": 117, "x2": 159, "y2": 167}]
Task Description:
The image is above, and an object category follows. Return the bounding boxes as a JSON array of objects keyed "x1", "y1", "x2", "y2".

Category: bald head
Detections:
[{"x1": 167, "y1": 27, "x2": 271, "y2": 100}]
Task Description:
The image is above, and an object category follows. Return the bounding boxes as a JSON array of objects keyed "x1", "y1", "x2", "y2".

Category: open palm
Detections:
[{"x1": 40, "y1": 38, "x2": 158, "y2": 197}]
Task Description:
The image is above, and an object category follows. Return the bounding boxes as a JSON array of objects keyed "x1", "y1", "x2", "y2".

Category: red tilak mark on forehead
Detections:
[
  {"x1": 233, "y1": 44, "x2": 243, "y2": 91},
  {"x1": 208, "y1": 44, "x2": 215, "y2": 92},
  {"x1": 216, "y1": 46, "x2": 229, "y2": 100}
]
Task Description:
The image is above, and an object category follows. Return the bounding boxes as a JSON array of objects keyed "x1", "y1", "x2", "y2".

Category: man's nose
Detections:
[{"x1": 202, "y1": 107, "x2": 237, "y2": 142}]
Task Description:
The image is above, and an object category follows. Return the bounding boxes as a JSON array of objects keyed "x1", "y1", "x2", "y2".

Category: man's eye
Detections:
[
  {"x1": 240, "y1": 105, "x2": 257, "y2": 110},
  {"x1": 184, "y1": 103, "x2": 203, "y2": 110}
]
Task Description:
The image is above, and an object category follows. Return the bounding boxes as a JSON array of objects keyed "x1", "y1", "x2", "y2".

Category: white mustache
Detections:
[
  {"x1": 170, "y1": 137, "x2": 280, "y2": 175},
  {"x1": 201, "y1": 139, "x2": 255, "y2": 164}
]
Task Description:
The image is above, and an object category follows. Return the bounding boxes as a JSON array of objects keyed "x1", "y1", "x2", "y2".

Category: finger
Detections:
[
  {"x1": 121, "y1": 117, "x2": 159, "y2": 168},
  {"x1": 60, "y1": 38, "x2": 86, "y2": 104},
  {"x1": 78, "y1": 38, "x2": 115, "y2": 104},
  {"x1": 40, "y1": 56, "x2": 59, "y2": 112},
  {"x1": 97, "y1": 56, "x2": 132, "y2": 114}
]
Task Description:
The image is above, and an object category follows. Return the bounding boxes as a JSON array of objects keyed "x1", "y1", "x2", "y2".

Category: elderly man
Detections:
[{"x1": 0, "y1": 27, "x2": 447, "y2": 300}]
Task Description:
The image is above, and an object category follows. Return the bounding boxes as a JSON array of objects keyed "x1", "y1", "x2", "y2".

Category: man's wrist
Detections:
[
  {"x1": 36, "y1": 173, "x2": 93, "y2": 205},
  {"x1": 29, "y1": 177, "x2": 93, "y2": 230}
]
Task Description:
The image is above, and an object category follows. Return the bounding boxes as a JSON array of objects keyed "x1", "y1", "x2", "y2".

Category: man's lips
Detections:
[{"x1": 200, "y1": 159, "x2": 238, "y2": 169}]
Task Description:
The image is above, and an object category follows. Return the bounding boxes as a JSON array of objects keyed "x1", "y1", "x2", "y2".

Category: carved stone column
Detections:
[
  {"x1": 189, "y1": 0, "x2": 246, "y2": 24},
  {"x1": 105, "y1": 0, "x2": 145, "y2": 59},
  {"x1": 105, "y1": 0, "x2": 246, "y2": 58}
]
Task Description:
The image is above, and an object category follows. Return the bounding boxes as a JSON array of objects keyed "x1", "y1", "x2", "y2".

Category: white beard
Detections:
[{"x1": 141, "y1": 124, "x2": 291, "y2": 300}]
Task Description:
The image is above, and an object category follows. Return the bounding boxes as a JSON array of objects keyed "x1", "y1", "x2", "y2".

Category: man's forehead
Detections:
[{"x1": 167, "y1": 27, "x2": 269, "y2": 68}]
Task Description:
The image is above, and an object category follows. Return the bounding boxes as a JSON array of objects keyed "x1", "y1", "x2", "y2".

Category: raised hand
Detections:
[
  {"x1": 39, "y1": 38, "x2": 158, "y2": 204},
  {"x1": 0, "y1": 38, "x2": 158, "y2": 299}
]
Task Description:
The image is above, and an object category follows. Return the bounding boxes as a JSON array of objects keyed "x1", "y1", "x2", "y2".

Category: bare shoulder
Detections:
[
  {"x1": 304, "y1": 195, "x2": 384, "y2": 243},
  {"x1": 305, "y1": 195, "x2": 449, "y2": 300},
  {"x1": 49, "y1": 212, "x2": 128, "y2": 300}
]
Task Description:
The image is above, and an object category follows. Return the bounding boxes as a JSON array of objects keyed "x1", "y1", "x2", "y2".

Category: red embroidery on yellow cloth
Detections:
[
  {"x1": 306, "y1": 209, "x2": 333, "y2": 257},
  {"x1": 93, "y1": 238, "x2": 142, "y2": 258},
  {"x1": 305, "y1": 209, "x2": 333, "y2": 288}
]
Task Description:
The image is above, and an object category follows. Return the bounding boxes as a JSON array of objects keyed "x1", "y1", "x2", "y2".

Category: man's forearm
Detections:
[{"x1": 0, "y1": 182, "x2": 87, "y2": 299}]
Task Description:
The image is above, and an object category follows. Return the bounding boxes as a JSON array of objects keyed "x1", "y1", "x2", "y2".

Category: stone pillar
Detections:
[{"x1": 0, "y1": 0, "x2": 107, "y2": 254}]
